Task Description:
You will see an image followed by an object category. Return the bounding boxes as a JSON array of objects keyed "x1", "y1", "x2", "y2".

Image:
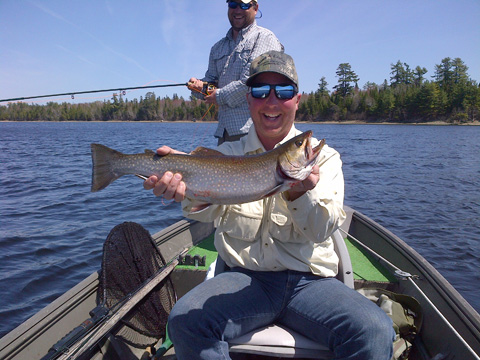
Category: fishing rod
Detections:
[{"x1": 0, "y1": 82, "x2": 189, "y2": 103}]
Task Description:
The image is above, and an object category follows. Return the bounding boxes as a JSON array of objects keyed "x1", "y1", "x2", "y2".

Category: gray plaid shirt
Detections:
[{"x1": 195, "y1": 21, "x2": 283, "y2": 138}]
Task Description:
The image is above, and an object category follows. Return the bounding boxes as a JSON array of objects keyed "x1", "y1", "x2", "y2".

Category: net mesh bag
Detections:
[{"x1": 98, "y1": 222, "x2": 176, "y2": 346}]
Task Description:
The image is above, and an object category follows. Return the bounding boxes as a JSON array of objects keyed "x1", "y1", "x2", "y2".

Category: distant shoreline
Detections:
[
  {"x1": 303, "y1": 120, "x2": 480, "y2": 126},
  {"x1": 1, "y1": 120, "x2": 479, "y2": 125}
]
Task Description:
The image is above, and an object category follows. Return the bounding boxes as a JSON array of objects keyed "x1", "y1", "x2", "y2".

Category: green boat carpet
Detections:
[
  {"x1": 176, "y1": 233, "x2": 217, "y2": 271},
  {"x1": 345, "y1": 237, "x2": 397, "y2": 283},
  {"x1": 177, "y1": 234, "x2": 396, "y2": 284}
]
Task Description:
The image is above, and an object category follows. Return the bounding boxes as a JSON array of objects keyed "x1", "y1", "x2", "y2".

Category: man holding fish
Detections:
[{"x1": 144, "y1": 51, "x2": 395, "y2": 359}]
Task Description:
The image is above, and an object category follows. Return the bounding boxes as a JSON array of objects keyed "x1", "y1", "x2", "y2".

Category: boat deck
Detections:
[{"x1": 2, "y1": 213, "x2": 479, "y2": 359}]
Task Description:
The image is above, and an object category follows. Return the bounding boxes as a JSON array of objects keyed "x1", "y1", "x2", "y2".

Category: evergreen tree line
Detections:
[
  {"x1": 1, "y1": 57, "x2": 479, "y2": 123},
  {"x1": 0, "y1": 92, "x2": 216, "y2": 122},
  {"x1": 297, "y1": 57, "x2": 479, "y2": 123}
]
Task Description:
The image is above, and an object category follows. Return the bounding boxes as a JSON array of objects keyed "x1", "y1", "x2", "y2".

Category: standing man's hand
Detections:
[
  {"x1": 204, "y1": 88, "x2": 218, "y2": 105},
  {"x1": 187, "y1": 78, "x2": 204, "y2": 93}
]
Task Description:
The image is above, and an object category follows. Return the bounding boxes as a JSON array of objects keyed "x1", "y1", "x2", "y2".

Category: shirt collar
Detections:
[
  {"x1": 275, "y1": 126, "x2": 302, "y2": 147},
  {"x1": 243, "y1": 124, "x2": 300, "y2": 155},
  {"x1": 226, "y1": 20, "x2": 257, "y2": 41}
]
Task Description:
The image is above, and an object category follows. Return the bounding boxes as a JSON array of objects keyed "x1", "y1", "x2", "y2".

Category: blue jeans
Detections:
[{"x1": 168, "y1": 268, "x2": 395, "y2": 360}]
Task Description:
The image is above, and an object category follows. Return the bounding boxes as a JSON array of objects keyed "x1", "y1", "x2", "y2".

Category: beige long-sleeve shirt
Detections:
[{"x1": 182, "y1": 126, "x2": 346, "y2": 277}]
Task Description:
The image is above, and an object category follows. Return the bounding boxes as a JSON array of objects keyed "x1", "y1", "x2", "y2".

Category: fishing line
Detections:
[
  {"x1": 188, "y1": 86, "x2": 218, "y2": 150},
  {"x1": 161, "y1": 198, "x2": 175, "y2": 207}
]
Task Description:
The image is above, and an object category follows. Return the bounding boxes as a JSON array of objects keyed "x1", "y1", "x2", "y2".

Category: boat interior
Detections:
[{"x1": 1, "y1": 206, "x2": 479, "y2": 360}]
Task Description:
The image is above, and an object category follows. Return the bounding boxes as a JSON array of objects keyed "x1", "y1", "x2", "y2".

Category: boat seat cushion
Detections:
[{"x1": 229, "y1": 324, "x2": 333, "y2": 358}]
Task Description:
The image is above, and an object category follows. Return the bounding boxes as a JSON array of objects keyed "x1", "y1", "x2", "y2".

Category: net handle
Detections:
[{"x1": 57, "y1": 248, "x2": 188, "y2": 360}]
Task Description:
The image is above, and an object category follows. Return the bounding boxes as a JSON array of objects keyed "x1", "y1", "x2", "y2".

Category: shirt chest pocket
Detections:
[
  {"x1": 269, "y1": 198, "x2": 307, "y2": 244},
  {"x1": 269, "y1": 212, "x2": 294, "y2": 243},
  {"x1": 236, "y1": 46, "x2": 250, "y2": 65},
  {"x1": 220, "y1": 202, "x2": 262, "y2": 242},
  {"x1": 233, "y1": 40, "x2": 254, "y2": 69}
]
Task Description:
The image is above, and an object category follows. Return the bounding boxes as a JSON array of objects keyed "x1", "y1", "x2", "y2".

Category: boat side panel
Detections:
[
  {"x1": 0, "y1": 220, "x2": 215, "y2": 360},
  {"x1": 0, "y1": 273, "x2": 99, "y2": 360},
  {"x1": 154, "y1": 220, "x2": 215, "y2": 263},
  {"x1": 348, "y1": 209, "x2": 480, "y2": 358}
]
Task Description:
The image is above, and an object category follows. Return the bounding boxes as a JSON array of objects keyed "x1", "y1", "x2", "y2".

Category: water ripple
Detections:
[{"x1": 1, "y1": 122, "x2": 479, "y2": 339}]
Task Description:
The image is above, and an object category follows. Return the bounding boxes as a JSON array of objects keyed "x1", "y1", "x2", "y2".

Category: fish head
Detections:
[{"x1": 277, "y1": 131, "x2": 325, "y2": 181}]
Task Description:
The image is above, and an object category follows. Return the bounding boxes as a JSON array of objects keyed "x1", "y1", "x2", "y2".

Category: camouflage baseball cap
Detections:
[{"x1": 246, "y1": 51, "x2": 298, "y2": 87}]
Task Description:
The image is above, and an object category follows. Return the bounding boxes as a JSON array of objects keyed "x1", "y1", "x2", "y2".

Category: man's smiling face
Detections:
[
  {"x1": 247, "y1": 72, "x2": 301, "y2": 151},
  {"x1": 228, "y1": 1, "x2": 258, "y2": 33}
]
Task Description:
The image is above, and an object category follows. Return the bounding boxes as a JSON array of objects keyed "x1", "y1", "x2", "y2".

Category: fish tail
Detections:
[{"x1": 90, "y1": 144, "x2": 123, "y2": 192}]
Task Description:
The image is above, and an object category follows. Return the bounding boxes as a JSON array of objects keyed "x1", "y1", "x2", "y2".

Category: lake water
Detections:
[{"x1": 0, "y1": 121, "x2": 479, "y2": 338}]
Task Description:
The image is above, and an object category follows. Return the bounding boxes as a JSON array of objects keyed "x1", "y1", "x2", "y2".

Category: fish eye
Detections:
[{"x1": 295, "y1": 140, "x2": 304, "y2": 147}]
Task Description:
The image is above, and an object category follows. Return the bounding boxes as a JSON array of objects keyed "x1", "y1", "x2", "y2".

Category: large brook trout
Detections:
[{"x1": 91, "y1": 131, "x2": 325, "y2": 207}]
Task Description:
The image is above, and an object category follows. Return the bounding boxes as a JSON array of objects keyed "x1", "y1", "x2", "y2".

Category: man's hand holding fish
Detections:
[{"x1": 143, "y1": 146, "x2": 186, "y2": 202}]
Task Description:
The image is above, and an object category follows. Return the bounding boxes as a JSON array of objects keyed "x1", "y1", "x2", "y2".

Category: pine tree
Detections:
[
  {"x1": 317, "y1": 77, "x2": 329, "y2": 96},
  {"x1": 413, "y1": 66, "x2": 428, "y2": 86},
  {"x1": 333, "y1": 63, "x2": 359, "y2": 97},
  {"x1": 390, "y1": 60, "x2": 406, "y2": 87}
]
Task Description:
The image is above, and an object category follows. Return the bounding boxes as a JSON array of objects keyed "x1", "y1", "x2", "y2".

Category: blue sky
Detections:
[{"x1": 1, "y1": 0, "x2": 479, "y2": 104}]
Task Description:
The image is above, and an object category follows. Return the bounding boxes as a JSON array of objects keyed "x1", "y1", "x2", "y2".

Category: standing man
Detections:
[
  {"x1": 188, "y1": 0, "x2": 283, "y2": 145},
  {"x1": 145, "y1": 51, "x2": 395, "y2": 359}
]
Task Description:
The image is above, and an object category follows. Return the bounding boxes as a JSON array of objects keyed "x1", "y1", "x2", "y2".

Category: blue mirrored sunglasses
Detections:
[
  {"x1": 227, "y1": 1, "x2": 254, "y2": 10},
  {"x1": 250, "y1": 84, "x2": 298, "y2": 100}
]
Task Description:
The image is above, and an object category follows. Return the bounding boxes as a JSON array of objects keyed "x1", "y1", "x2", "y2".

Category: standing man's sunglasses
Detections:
[
  {"x1": 227, "y1": 1, "x2": 254, "y2": 10},
  {"x1": 249, "y1": 84, "x2": 298, "y2": 100}
]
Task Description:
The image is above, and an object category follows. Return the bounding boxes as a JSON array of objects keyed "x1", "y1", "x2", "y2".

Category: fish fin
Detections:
[
  {"x1": 189, "y1": 201, "x2": 212, "y2": 214},
  {"x1": 91, "y1": 144, "x2": 123, "y2": 192},
  {"x1": 262, "y1": 184, "x2": 288, "y2": 199},
  {"x1": 135, "y1": 174, "x2": 149, "y2": 181},
  {"x1": 144, "y1": 149, "x2": 156, "y2": 155},
  {"x1": 190, "y1": 147, "x2": 224, "y2": 156}
]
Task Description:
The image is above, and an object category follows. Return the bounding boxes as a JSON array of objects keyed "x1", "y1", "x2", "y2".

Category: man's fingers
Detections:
[
  {"x1": 174, "y1": 181, "x2": 186, "y2": 202},
  {"x1": 156, "y1": 146, "x2": 187, "y2": 156},
  {"x1": 143, "y1": 175, "x2": 158, "y2": 190},
  {"x1": 152, "y1": 172, "x2": 172, "y2": 197},
  {"x1": 163, "y1": 173, "x2": 182, "y2": 200}
]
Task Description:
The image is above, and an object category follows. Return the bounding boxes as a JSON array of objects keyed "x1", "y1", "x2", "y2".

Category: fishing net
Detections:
[{"x1": 98, "y1": 222, "x2": 176, "y2": 347}]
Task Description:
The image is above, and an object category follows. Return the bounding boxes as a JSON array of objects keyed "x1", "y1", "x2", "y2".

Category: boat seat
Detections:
[{"x1": 214, "y1": 229, "x2": 353, "y2": 359}]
